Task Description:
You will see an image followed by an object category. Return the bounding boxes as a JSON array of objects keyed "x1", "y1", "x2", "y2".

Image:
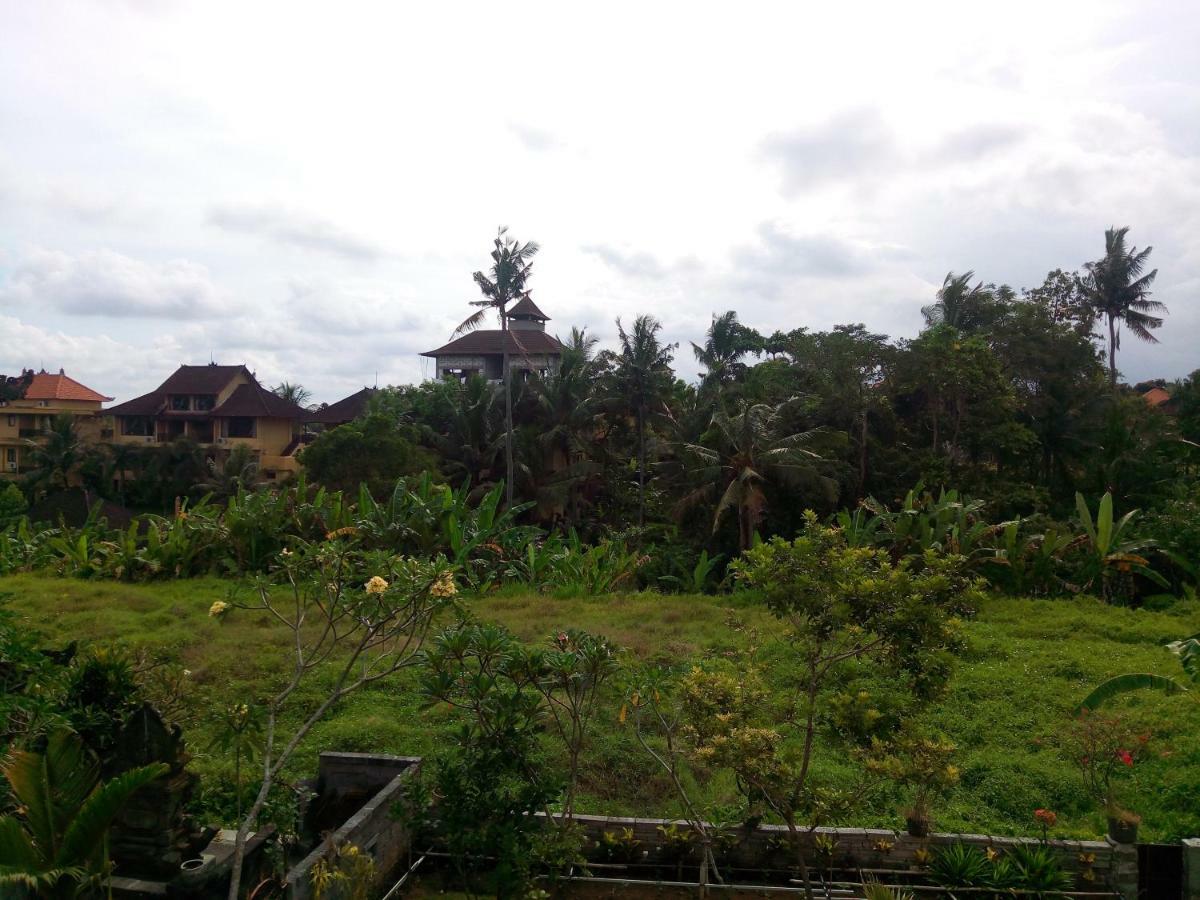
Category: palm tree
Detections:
[
  {"x1": 454, "y1": 227, "x2": 540, "y2": 508},
  {"x1": 428, "y1": 375, "x2": 506, "y2": 497},
  {"x1": 0, "y1": 728, "x2": 166, "y2": 898},
  {"x1": 107, "y1": 443, "x2": 142, "y2": 507},
  {"x1": 921, "y1": 271, "x2": 998, "y2": 333},
  {"x1": 194, "y1": 445, "x2": 260, "y2": 500},
  {"x1": 533, "y1": 327, "x2": 601, "y2": 524},
  {"x1": 613, "y1": 316, "x2": 677, "y2": 527},
  {"x1": 272, "y1": 382, "x2": 313, "y2": 408},
  {"x1": 23, "y1": 414, "x2": 84, "y2": 498},
  {"x1": 676, "y1": 399, "x2": 840, "y2": 550},
  {"x1": 691, "y1": 310, "x2": 762, "y2": 394},
  {"x1": 1082, "y1": 227, "x2": 1164, "y2": 385}
]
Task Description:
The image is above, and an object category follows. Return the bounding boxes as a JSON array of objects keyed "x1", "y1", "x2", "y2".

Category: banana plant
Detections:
[
  {"x1": 1075, "y1": 633, "x2": 1198, "y2": 714},
  {"x1": 0, "y1": 728, "x2": 167, "y2": 898},
  {"x1": 1072, "y1": 492, "x2": 1166, "y2": 600},
  {"x1": 982, "y1": 517, "x2": 1074, "y2": 595}
]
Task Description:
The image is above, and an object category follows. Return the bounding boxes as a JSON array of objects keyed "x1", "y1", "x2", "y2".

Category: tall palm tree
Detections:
[
  {"x1": 613, "y1": 316, "x2": 677, "y2": 526},
  {"x1": 921, "y1": 271, "x2": 998, "y2": 333},
  {"x1": 676, "y1": 399, "x2": 839, "y2": 550},
  {"x1": 23, "y1": 414, "x2": 84, "y2": 498},
  {"x1": 1082, "y1": 227, "x2": 1164, "y2": 386},
  {"x1": 454, "y1": 227, "x2": 540, "y2": 507},
  {"x1": 533, "y1": 327, "x2": 601, "y2": 524},
  {"x1": 691, "y1": 310, "x2": 762, "y2": 394},
  {"x1": 272, "y1": 382, "x2": 312, "y2": 408}
]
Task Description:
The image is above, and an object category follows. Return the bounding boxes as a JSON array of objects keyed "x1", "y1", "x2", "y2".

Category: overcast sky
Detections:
[{"x1": 1, "y1": 0, "x2": 1197, "y2": 404}]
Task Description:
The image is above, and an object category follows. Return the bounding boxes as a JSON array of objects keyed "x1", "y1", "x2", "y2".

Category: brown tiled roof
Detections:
[
  {"x1": 308, "y1": 387, "x2": 377, "y2": 425},
  {"x1": 106, "y1": 392, "x2": 167, "y2": 417},
  {"x1": 422, "y1": 330, "x2": 564, "y2": 358},
  {"x1": 211, "y1": 382, "x2": 308, "y2": 419},
  {"x1": 507, "y1": 297, "x2": 550, "y2": 321},
  {"x1": 108, "y1": 364, "x2": 306, "y2": 419},
  {"x1": 23, "y1": 371, "x2": 113, "y2": 402},
  {"x1": 1142, "y1": 387, "x2": 1172, "y2": 408},
  {"x1": 159, "y1": 364, "x2": 250, "y2": 394}
]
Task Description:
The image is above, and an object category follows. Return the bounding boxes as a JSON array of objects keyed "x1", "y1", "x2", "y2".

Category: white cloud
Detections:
[
  {"x1": 0, "y1": 0, "x2": 1197, "y2": 390},
  {"x1": 207, "y1": 204, "x2": 384, "y2": 261},
  {"x1": 0, "y1": 247, "x2": 230, "y2": 319}
]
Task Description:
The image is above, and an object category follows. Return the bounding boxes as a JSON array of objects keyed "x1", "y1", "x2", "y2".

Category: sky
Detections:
[{"x1": 0, "y1": 0, "x2": 1197, "y2": 405}]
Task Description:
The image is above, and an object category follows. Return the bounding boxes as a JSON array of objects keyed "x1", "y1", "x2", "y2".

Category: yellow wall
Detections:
[{"x1": 0, "y1": 400, "x2": 106, "y2": 479}]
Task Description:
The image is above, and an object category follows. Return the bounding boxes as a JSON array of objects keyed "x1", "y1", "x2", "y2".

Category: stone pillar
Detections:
[
  {"x1": 1106, "y1": 837, "x2": 1139, "y2": 900},
  {"x1": 1183, "y1": 838, "x2": 1200, "y2": 900}
]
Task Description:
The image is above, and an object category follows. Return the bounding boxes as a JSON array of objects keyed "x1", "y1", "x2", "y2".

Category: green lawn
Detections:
[{"x1": 3, "y1": 573, "x2": 1198, "y2": 841}]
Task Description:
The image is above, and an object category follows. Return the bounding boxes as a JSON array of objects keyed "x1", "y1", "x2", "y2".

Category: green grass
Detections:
[{"x1": 3, "y1": 573, "x2": 1198, "y2": 841}]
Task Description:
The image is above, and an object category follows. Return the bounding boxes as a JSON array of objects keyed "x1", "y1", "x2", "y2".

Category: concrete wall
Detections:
[
  {"x1": 559, "y1": 813, "x2": 1135, "y2": 898},
  {"x1": 285, "y1": 753, "x2": 422, "y2": 900}
]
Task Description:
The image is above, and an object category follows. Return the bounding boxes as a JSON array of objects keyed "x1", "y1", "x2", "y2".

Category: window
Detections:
[
  {"x1": 122, "y1": 417, "x2": 153, "y2": 437},
  {"x1": 226, "y1": 417, "x2": 256, "y2": 438},
  {"x1": 170, "y1": 395, "x2": 190, "y2": 411},
  {"x1": 5, "y1": 448, "x2": 15, "y2": 463},
  {"x1": 194, "y1": 395, "x2": 215, "y2": 411},
  {"x1": 5, "y1": 415, "x2": 14, "y2": 427}
]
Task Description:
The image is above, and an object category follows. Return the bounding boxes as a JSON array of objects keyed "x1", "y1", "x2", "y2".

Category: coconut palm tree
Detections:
[
  {"x1": 272, "y1": 382, "x2": 313, "y2": 409},
  {"x1": 426, "y1": 375, "x2": 506, "y2": 497},
  {"x1": 1082, "y1": 227, "x2": 1164, "y2": 386},
  {"x1": 613, "y1": 316, "x2": 677, "y2": 527},
  {"x1": 675, "y1": 399, "x2": 840, "y2": 550},
  {"x1": 691, "y1": 310, "x2": 762, "y2": 395},
  {"x1": 533, "y1": 327, "x2": 602, "y2": 524},
  {"x1": 23, "y1": 414, "x2": 85, "y2": 498},
  {"x1": 454, "y1": 227, "x2": 540, "y2": 508},
  {"x1": 921, "y1": 271, "x2": 999, "y2": 333},
  {"x1": 0, "y1": 728, "x2": 166, "y2": 898}
]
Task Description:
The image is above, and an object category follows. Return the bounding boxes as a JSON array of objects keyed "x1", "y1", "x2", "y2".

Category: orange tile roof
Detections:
[
  {"x1": 1142, "y1": 387, "x2": 1172, "y2": 408},
  {"x1": 23, "y1": 371, "x2": 113, "y2": 403}
]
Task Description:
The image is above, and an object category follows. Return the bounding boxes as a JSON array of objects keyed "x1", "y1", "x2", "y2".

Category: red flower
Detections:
[
  {"x1": 1117, "y1": 749, "x2": 1134, "y2": 767},
  {"x1": 1034, "y1": 809, "x2": 1058, "y2": 827}
]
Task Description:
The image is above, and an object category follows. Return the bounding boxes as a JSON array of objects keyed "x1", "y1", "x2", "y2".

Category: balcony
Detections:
[{"x1": 19, "y1": 428, "x2": 44, "y2": 439}]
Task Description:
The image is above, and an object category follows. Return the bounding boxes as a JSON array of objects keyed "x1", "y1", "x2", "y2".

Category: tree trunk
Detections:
[
  {"x1": 503, "y1": 309, "x2": 514, "y2": 507},
  {"x1": 1107, "y1": 314, "x2": 1118, "y2": 386},
  {"x1": 857, "y1": 408, "x2": 869, "y2": 498},
  {"x1": 636, "y1": 403, "x2": 646, "y2": 527}
]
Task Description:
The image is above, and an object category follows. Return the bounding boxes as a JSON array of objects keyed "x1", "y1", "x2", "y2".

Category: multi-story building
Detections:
[
  {"x1": 0, "y1": 369, "x2": 113, "y2": 479},
  {"x1": 422, "y1": 297, "x2": 564, "y2": 382},
  {"x1": 105, "y1": 364, "x2": 308, "y2": 479}
]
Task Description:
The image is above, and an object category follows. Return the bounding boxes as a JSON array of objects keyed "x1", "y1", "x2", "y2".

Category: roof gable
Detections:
[
  {"x1": 211, "y1": 382, "x2": 308, "y2": 419},
  {"x1": 158, "y1": 364, "x2": 250, "y2": 395},
  {"x1": 308, "y1": 387, "x2": 377, "y2": 424}
]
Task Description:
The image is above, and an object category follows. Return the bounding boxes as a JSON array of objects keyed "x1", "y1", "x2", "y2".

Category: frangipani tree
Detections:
[{"x1": 220, "y1": 541, "x2": 457, "y2": 900}]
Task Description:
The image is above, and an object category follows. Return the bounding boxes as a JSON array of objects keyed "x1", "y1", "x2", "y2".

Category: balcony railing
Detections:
[{"x1": 18, "y1": 428, "x2": 43, "y2": 439}]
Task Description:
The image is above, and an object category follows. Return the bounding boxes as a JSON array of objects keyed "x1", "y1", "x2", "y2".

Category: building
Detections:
[
  {"x1": 308, "y1": 387, "x2": 377, "y2": 429},
  {"x1": 105, "y1": 364, "x2": 308, "y2": 479},
  {"x1": 0, "y1": 369, "x2": 112, "y2": 479},
  {"x1": 421, "y1": 297, "x2": 563, "y2": 382}
]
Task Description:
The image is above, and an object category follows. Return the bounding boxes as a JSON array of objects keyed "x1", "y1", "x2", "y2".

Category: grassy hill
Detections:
[{"x1": 2, "y1": 573, "x2": 1197, "y2": 841}]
